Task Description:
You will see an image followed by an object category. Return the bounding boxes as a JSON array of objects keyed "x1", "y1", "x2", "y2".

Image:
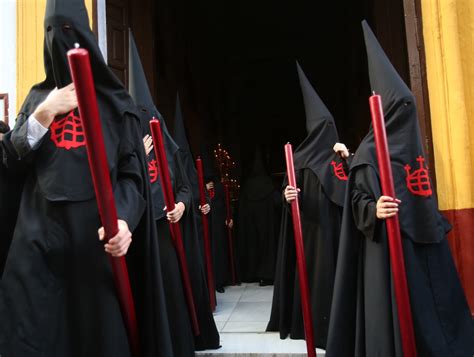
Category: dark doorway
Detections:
[{"x1": 108, "y1": 0, "x2": 411, "y2": 181}]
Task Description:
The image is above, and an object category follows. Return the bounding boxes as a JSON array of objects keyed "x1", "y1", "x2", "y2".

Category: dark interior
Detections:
[{"x1": 107, "y1": 0, "x2": 410, "y2": 181}]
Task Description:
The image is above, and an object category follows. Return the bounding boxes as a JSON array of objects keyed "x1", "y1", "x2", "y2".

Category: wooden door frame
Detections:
[{"x1": 402, "y1": 0, "x2": 436, "y2": 189}]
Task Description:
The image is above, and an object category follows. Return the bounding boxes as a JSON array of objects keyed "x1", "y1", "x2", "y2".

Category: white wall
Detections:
[
  {"x1": 97, "y1": 0, "x2": 107, "y2": 61},
  {"x1": 0, "y1": 0, "x2": 17, "y2": 125}
]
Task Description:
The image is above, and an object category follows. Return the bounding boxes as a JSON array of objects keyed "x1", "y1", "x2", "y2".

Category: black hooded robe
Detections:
[
  {"x1": 128, "y1": 32, "x2": 197, "y2": 356},
  {"x1": 237, "y1": 149, "x2": 279, "y2": 283},
  {"x1": 327, "y1": 164, "x2": 474, "y2": 357},
  {"x1": 267, "y1": 62, "x2": 348, "y2": 349},
  {"x1": 172, "y1": 92, "x2": 220, "y2": 350},
  {"x1": 0, "y1": 2, "x2": 174, "y2": 356},
  {"x1": 326, "y1": 21, "x2": 474, "y2": 357},
  {"x1": 201, "y1": 149, "x2": 232, "y2": 289},
  {"x1": 0, "y1": 126, "x2": 24, "y2": 277}
]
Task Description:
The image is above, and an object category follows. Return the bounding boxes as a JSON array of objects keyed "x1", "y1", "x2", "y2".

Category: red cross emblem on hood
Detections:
[
  {"x1": 148, "y1": 159, "x2": 159, "y2": 183},
  {"x1": 404, "y1": 156, "x2": 432, "y2": 197},
  {"x1": 331, "y1": 160, "x2": 348, "y2": 181}
]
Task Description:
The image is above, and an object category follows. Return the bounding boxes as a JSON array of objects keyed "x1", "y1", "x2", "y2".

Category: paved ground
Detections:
[{"x1": 196, "y1": 283, "x2": 326, "y2": 356}]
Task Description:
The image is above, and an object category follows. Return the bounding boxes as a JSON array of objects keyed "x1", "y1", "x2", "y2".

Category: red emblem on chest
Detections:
[
  {"x1": 331, "y1": 160, "x2": 348, "y2": 181},
  {"x1": 148, "y1": 159, "x2": 159, "y2": 183},
  {"x1": 404, "y1": 156, "x2": 432, "y2": 197},
  {"x1": 208, "y1": 188, "x2": 215, "y2": 200},
  {"x1": 50, "y1": 111, "x2": 86, "y2": 150}
]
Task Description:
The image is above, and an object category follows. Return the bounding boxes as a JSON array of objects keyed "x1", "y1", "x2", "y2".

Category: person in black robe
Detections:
[
  {"x1": 326, "y1": 21, "x2": 474, "y2": 357},
  {"x1": 0, "y1": 1, "x2": 174, "y2": 356},
  {"x1": 201, "y1": 147, "x2": 233, "y2": 292},
  {"x1": 237, "y1": 148, "x2": 279, "y2": 284},
  {"x1": 172, "y1": 91, "x2": 220, "y2": 349},
  {"x1": 173, "y1": 92, "x2": 217, "y2": 302},
  {"x1": 0, "y1": 121, "x2": 24, "y2": 277},
  {"x1": 129, "y1": 32, "x2": 219, "y2": 353},
  {"x1": 267, "y1": 62, "x2": 349, "y2": 349}
]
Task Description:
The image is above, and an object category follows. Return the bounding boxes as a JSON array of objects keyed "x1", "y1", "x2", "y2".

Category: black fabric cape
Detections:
[
  {"x1": 325, "y1": 21, "x2": 474, "y2": 357},
  {"x1": 201, "y1": 147, "x2": 232, "y2": 288},
  {"x1": 172, "y1": 93, "x2": 220, "y2": 350},
  {"x1": 0, "y1": 2, "x2": 174, "y2": 355},
  {"x1": 129, "y1": 33, "x2": 219, "y2": 353},
  {"x1": 173, "y1": 94, "x2": 216, "y2": 304},
  {"x1": 237, "y1": 148, "x2": 279, "y2": 283},
  {"x1": 0, "y1": 129, "x2": 24, "y2": 277},
  {"x1": 267, "y1": 62, "x2": 347, "y2": 348}
]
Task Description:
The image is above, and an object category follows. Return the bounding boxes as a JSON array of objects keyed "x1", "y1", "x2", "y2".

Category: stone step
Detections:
[{"x1": 196, "y1": 332, "x2": 326, "y2": 356}]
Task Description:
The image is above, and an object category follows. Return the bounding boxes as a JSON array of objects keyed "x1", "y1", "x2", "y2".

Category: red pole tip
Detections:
[{"x1": 67, "y1": 47, "x2": 89, "y2": 58}]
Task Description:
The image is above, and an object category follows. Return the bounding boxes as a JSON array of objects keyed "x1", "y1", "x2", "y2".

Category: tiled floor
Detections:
[{"x1": 197, "y1": 283, "x2": 326, "y2": 356}]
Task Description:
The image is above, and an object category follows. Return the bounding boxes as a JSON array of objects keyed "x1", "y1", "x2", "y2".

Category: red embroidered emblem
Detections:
[
  {"x1": 208, "y1": 188, "x2": 215, "y2": 200},
  {"x1": 50, "y1": 110, "x2": 86, "y2": 150},
  {"x1": 331, "y1": 161, "x2": 348, "y2": 181},
  {"x1": 148, "y1": 159, "x2": 159, "y2": 183},
  {"x1": 404, "y1": 156, "x2": 432, "y2": 197}
]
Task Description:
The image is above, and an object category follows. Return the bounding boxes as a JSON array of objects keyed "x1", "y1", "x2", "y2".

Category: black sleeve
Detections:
[
  {"x1": 351, "y1": 166, "x2": 381, "y2": 242},
  {"x1": 114, "y1": 116, "x2": 146, "y2": 232},
  {"x1": 1, "y1": 113, "x2": 38, "y2": 173},
  {"x1": 174, "y1": 154, "x2": 192, "y2": 210}
]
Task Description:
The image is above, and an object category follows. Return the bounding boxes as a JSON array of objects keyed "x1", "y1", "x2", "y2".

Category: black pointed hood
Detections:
[
  {"x1": 18, "y1": 0, "x2": 137, "y2": 203},
  {"x1": 173, "y1": 92, "x2": 200, "y2": 199},
  {"x1": 129, "y1": 29, "x2": 178, "y2": 220},
  {"x1": 350, "y1": 20, "x2": 449, "y2": 244},
  {"x1": 21, "y1": 0, "x2": 136, "y2": 114},
  {"x1": 174, "y1": 93, "x2": 190, "y2": 152},
  {"x1": 293, "y1": 62, "x2": 347, "y2": 207},
  {"x1": 296, "y1": 61, "x2": 335, "y2": 134}
]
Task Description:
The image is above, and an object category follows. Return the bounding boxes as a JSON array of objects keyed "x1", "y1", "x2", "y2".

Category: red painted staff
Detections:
[
  {"x1": 223, "y1": 183, "x2": 237, "y2": 285},
  {"x1": 149, "y1": 118, "x2": 200, "y2": 336},
  {"x1": 196, "y1": 158, "x2": 217, "y2": 311},
  {"x1": 67, "y1": 47, "x2": 140, "y2": 356},
  {"x1": 369, "y1": 94, "x2": 417, "y2": 357},
  {"x1": 284, "y1": 143, "x2": 316, "y2": 357}
]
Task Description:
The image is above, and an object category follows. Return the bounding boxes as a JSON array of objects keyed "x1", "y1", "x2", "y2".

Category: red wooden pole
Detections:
[
  {"x1": 369, "y1": 94, "x2": 417, "y2": 357},
  {"x1": 284, "y1": 143, "x2": 316, "y2": 357},
  {"x1": 223, "y1": 183, "x2": 237, "y2": 285},
  {"x1": 67, "y1": 48, "x2": 140, "y2": 356},
  {"x1": 196, "y1": 158, "x2": 217, "y2": 311},
  {"x1": 149, "y1": 118, "x2": 200, "y2": 336}
]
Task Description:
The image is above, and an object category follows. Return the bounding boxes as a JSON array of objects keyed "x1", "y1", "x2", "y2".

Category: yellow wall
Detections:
[
  {"x1": 16, "y1": 0, "x2": 94, "y2": 113},
  {"x1": 421, "y1": 0, "x2": 474, "y2": 211}
]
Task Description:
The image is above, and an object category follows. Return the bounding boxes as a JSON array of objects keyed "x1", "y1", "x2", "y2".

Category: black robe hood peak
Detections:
[
  {"x1": 128, "y1": 29, "x2": 178, "y2": 220},
  {"x1": 173, "y1": 92, "x2": 201, "y2": 200},
  {"x1": 293, "y1": 61, "x2": 347, "y2": 207},
  {"x1": 18, "y1": 0, "x2": 137, "y2": 202},
  {"x1": 351, "y1": 20, "x2": 449, "y2": 244}
]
